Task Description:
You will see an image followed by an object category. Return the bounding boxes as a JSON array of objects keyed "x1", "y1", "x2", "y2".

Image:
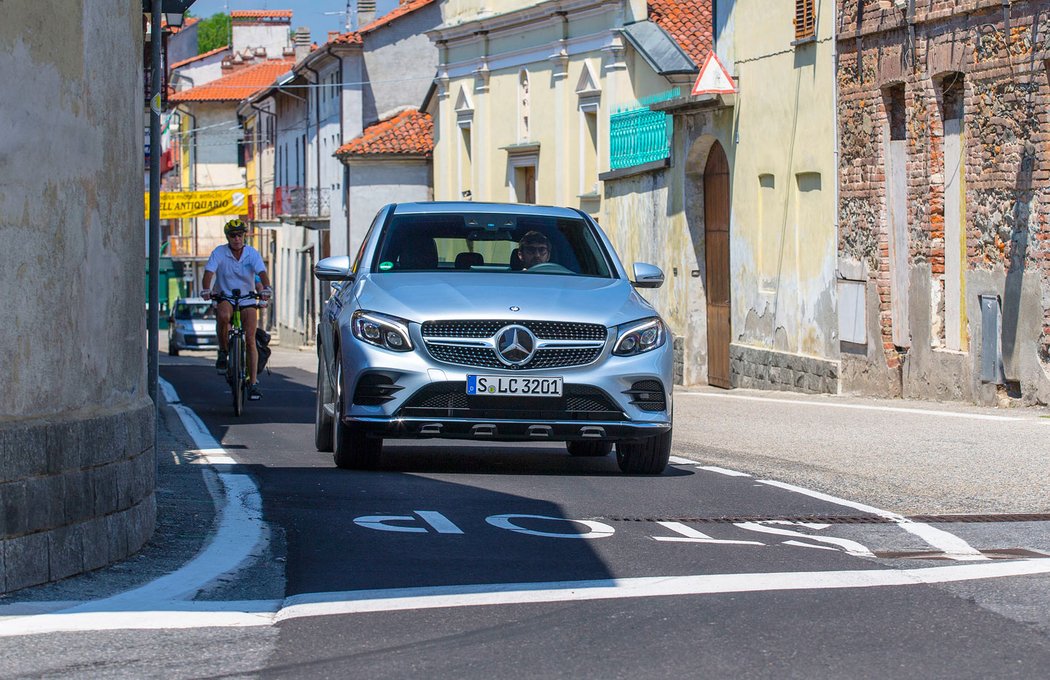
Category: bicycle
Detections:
[{"x1": 213, "y1": 289, "x2": 264, "y2": 416}]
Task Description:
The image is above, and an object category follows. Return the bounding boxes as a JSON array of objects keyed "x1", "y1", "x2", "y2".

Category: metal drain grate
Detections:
[{"x1": 601, "y1": 513, "x2": 1050, "y2": 525}]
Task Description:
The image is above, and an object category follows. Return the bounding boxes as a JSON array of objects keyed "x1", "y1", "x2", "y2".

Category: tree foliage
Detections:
[{"x1": 197, "y1": 13, "x2": 230, "y2": 54}]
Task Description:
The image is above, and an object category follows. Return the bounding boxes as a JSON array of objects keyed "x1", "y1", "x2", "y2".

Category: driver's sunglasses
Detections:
[
  {"x1": 228, "y1": 233, "x2": 246, "y2": 239},
  {"x1": 521, "y1": 245, "x2": 548, "y2": 254}
]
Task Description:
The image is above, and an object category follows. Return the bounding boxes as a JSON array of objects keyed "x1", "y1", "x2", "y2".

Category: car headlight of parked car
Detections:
[
  {"x1": 612, "y1": 317, "x2": 665, "y2": 356},
  {"x1": 352, "y1": 310, "x2": 413, "y2": 351}
]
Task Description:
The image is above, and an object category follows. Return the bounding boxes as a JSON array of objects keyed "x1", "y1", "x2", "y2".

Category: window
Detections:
[
  {"x1": 794, "y1": 0, "x2": 815, "y2": 41},
  {"x1": 372, "y1": 213, "x2": 613, "y2": 278}
]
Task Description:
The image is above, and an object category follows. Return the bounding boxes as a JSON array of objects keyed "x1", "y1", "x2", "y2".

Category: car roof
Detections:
[
  {"x1": 175, "y1": 297, "x2": 209, "y2": 305},
  {"x1": 391, "y1": 201, "x2": 583, "y2": 219}
]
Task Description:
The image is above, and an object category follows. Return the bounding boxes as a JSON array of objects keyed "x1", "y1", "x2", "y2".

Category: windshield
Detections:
[
  {"x1": 371, "y1": 213, "x2": 614, "y2": 278},
  {"x1": 173, "y1": 303, "x2": 215, "y2": 321}
]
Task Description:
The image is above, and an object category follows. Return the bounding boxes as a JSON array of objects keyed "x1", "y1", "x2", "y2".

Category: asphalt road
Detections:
[{"x1": 2, "y1": 349, "x2": 1050, "y2": 678}]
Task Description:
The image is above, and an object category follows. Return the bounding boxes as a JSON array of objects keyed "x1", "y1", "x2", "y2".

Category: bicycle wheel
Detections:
[{"x1": 230, "y1": 334, "x2": 244, "y2": 416}]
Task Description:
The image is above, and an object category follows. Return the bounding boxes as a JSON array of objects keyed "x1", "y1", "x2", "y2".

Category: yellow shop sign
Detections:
[{"x1": 145, "y1": 189, "x2": 248, "y2": 219}]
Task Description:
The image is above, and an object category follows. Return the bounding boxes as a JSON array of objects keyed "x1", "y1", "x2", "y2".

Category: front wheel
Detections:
[
  {"x1": 315, "y1": 354, "x2": 334, "y2": 452},
  {"x1": 615, "y1": 429, "x2": 672, "y2": 475},
  {"x1": 168, "y1": 339, "x2": 179, "y2": 357},
  {"x1": 331, "y1": 355, "x2": 382, "y2": 469},
  {"x1": 230, "y1": 334, "x2": 244, "y2": 416}
]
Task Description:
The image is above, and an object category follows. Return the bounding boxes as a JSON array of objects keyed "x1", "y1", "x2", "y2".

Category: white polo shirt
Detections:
[{"x1": 205, "y1": 244, "x2": 266, "y2": 301}]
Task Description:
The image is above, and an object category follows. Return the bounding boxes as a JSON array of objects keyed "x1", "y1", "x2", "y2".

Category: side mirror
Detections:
[
  {"x1": 631, "y1": 262, "x2": 664, "y2": 289},
  {"x1": 314, "y1": 255, "x2": 354, "y2": 282}
]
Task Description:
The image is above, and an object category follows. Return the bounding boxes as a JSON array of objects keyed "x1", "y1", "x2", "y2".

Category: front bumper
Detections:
[{"x1": 338, "y1": 324, "x2": 673, "y2": 443}]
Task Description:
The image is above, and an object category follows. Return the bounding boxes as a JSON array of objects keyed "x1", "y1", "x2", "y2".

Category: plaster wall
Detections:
[
  {"x1": 185, "y1": 103, "x2": 247, "y2": 256},
  {"x1": 0, "y1": 0, "x2": 154, "y2": 592},
  {"x1": 362, "y1": 4, "x2": 441, "y2": 126},
  {"x1": 347, "y1": 161, "x2": 432, "y2": 252},
  {"x1": 172, "y1": 57, "x2": 226, "y2": 91},
  {"x1": 729, "y1": 0, "x2": 838, "y2": 366},
  {"x1": 232, "y1": 22, "x2": 292, "y2": 59}
]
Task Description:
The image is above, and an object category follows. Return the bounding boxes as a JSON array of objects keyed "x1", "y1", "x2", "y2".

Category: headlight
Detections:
[
  {"x1": 612, "y1": 317, "x2": 665, "y2": 356},
  {"x1": 351, "y1": 310, "x2": 413, "y2": 352}
]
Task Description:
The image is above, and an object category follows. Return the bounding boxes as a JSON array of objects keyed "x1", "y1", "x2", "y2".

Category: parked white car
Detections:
[{"x1": 167, "y1": 297, "x2": 219, "y2": 356}]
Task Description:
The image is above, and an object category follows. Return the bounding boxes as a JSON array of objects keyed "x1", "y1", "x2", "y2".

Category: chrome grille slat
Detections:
[{"x1": 421, "y1": 319, "x2": 607, "y2": 370}]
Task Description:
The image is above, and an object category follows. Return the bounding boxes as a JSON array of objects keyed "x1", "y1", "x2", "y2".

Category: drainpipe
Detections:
[
  {"x1": 832, "y1": 0, "x2": 841, "y2": 364},
  {"x1": 302, "y1": 62, "x2": 323, "y2": 219},
  {"x1": 335, "y1": 50, "x2": 350, "y2": 255},
  {"x1": 176, "y1": 104, "x2": 199, "y2": 285}
]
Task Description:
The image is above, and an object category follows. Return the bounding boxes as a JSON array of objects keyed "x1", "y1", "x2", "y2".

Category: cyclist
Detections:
[{"x1": 201, "y1": 218, "x2": 272, "y2": 400}]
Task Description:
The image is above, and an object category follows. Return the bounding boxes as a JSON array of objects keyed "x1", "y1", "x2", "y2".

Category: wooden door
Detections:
[{"x1": 704, "y1": 142, "x2": 731, "y2": 389}]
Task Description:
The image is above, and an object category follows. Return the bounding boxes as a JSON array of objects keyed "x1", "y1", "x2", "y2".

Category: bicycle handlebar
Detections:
[{"x1": 212, "y1": 290, "x2": 269, "y2": 308}]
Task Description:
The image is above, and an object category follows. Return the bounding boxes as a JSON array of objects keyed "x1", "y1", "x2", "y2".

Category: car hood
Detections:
[{"x1": 352, "y1": 272, "x2": 657, "y2": 327}]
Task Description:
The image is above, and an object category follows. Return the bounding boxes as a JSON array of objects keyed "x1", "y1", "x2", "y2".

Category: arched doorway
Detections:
[{"x1": 704, "y1": 141, "x2": 731, "y2": 388}]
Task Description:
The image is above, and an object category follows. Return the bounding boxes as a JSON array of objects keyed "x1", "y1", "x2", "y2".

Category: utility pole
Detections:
[{"x1": 148, "y1": 0, "x2": 162, "y2": 461}]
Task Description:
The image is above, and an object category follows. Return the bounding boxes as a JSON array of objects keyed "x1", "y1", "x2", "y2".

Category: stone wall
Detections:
[
  {"x1": 0, "y1": 405, "x2": 155, "y2": 592},
  {"x1": 0, "y1": 1, "x2": 154, "y2": 592},
  {"x1": 837, "y1": 0, "x2": 1050, "y2": 405},
  {"x1": 731, "y1": 344, "x2": 840, "y2": 394}
]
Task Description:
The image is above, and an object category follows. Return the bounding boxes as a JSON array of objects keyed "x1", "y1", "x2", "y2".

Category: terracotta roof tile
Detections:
[
  {"x1": 359, "y1": 0, "x2": 435, "y2": 34},
  {"x1": 647, "y1": 0, "x2": 712, "y2": 67},
  {"x1": 337, "y1": 109, "x2": 433, "y2": 158},
  {"x1": 169, "y1": 45, "x2": 229, "y2": 71},
  {"x1": 230, "y1": 10, "x2": 293, "y2": 19},
  {"x1": 329, "y1": 31, "x2": 364, "y2": 45},
  {"x1": 169, "y1": 58, "x2": 295, "y2": 103}
]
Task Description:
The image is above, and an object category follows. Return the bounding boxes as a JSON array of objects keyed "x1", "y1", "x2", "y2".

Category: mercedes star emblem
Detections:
[{"x1": 495, "y1": 325, "x2": 536, "y2": 366}]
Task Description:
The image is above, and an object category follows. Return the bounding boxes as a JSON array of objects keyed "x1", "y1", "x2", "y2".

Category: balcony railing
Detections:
[
  {"x1": 274, "y1": 186, "x2": 331, "y2": 219},
  {"x1": 609, "y1": 107, "x2": 672, "y2": 170}
]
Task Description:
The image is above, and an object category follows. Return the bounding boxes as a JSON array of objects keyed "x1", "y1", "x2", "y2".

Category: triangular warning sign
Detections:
[{"x1": 691, "y1": 52, "x2": 736, "y2": 96}]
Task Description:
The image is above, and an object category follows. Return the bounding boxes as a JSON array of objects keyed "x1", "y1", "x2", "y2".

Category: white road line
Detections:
[
  {"x1": 677, "y1": 391, "x2": 1025, "y2": 421},
  {"x1": 670, "y1": 458, "x2": 985, "y2": 560},
  {"x1": 7, "y1": 559, "x2": 1050, "y2": 636},
  {"x1": 758, "y1": 479, "x2": 987, "y2": 561}
]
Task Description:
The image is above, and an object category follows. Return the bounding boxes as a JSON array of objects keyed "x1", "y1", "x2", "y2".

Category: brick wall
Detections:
[{"x1": 837, "y1": 0, "x2": 1050, "y2": 401}]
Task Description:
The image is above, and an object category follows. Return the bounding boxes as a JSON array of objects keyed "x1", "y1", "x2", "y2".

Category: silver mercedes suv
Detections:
[{"x1": 313, "y1": 202, "x2": 673, "y2": 474}]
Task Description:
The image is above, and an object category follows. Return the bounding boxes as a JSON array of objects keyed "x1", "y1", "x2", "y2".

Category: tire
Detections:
[
  {"x1": 230, "y1": 334, "x2": 244, "y2": 417},
  {"x1": 566, "y1": 440, "x2": 612, "y2": 457},
  {"x1": 615, "y1": 428, "x2": 672, "y2": 475},
  {"x1": 168, "y1": 340, "x2": 179, "y2": 357},
  {"x1": 331, "y1": 357, "x2": 382, "y2": 469},
  {"x1": 314, "y1": 355, "x2": 334, "y2": 452}
]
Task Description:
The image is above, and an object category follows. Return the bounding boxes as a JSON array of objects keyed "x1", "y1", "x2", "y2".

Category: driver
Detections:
[{"x1": 518, "y1": 230, "x2": 551, "y2": 269}]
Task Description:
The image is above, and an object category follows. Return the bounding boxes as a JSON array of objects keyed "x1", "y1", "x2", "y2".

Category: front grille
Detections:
[
  {"x1": 426, "y1": 345, "x2": 603, "y2": 370},
  {"x1": 422, "y1": 320, "x2": 606, "y2": 341},
  {"x1": 421, "y1": 319, "x2": 607, "y2": 370},
  {"x1": 399, "y1": 382, "x2": 624, "y2": 421}
]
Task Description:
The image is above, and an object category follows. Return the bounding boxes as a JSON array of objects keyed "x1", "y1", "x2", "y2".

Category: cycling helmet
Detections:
[{"x1": 224, "y1": 218, "x2": 247, "y2": 236}]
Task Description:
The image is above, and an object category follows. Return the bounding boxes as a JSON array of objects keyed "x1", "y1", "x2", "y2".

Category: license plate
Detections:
[{"x1": 467, "y1": 375, "x2": 563, "y2": 397}]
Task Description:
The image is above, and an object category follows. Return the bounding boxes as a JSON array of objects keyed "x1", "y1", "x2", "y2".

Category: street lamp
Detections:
[{"x1": 164, "y1": 12, "x2": 185, "y2": 29}]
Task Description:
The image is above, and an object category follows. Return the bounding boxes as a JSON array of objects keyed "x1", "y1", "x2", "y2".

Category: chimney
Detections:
[
  {"x1": 294, "y1": 27, "x2": 312, "y2": 62},
  {"x1": 358, "y1": 0, "x2": 376, "y2": 28}
]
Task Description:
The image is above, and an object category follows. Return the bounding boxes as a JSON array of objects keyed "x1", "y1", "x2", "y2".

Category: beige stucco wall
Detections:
[
  {"x1": 0, "y1": 1, "x2": 147, "y2": 418},
  {"x1": 432, "y1": 1, "x2": 671, "y2": 215},
  {"x1": 729, "y1": 0, "x2": 838, "y2": 362}
]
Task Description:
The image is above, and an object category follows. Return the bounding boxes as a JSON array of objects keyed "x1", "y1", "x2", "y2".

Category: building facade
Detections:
[{"x1": 837, "y1": 0, "x2": 1050, "y2": 406}]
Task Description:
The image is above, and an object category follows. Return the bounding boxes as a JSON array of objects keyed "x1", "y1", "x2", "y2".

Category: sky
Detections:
[{"x1": 185, "y1": 0, "x2": 352, "y2": 43}]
